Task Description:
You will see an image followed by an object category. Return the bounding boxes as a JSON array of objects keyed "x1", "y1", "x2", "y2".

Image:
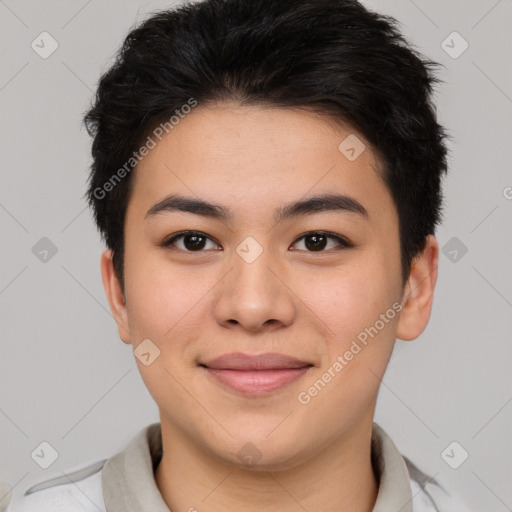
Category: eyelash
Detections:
[{"x1": 161, "y1": 230, "x2": 353, "y2": 253}]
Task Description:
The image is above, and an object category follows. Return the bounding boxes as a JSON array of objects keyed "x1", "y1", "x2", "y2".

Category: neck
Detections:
[{"x1": 155, "y1": 416, "x2": 378, "y2": 512}]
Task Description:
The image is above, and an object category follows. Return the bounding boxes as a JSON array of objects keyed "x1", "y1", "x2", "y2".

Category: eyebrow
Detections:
[{"x1": 145, "y1": 193, "x2": 368, "y2": 223}]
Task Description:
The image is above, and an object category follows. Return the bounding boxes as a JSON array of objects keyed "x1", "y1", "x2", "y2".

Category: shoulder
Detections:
[
  {"x1": 5, "y1": 459, "x2": 107, "y2": 512},
  {"x1": 405, "y1": 456, "x2": 472, "y2": 512}
]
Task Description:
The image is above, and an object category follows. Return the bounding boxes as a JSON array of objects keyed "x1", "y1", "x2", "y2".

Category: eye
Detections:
[
  {"x1": 161, "y1": 230, "x2": 352, "y2": 253},
  {"x1": 162, "y1": 231, "x2": 221, "y2": 252},
  {"x1": 290, "y1": 231, "x2": 353, "y2": 252}
]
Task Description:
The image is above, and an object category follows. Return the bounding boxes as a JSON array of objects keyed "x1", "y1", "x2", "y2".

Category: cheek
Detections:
[
  {"x1": 124, "y1": 247, "x2": 182, "y2": 338},
  {"x1": 296, "y1": 266, "x2": 398, "y2": 416},
  {"x1": 294, "y1": 256, "x2": 399, "y2": 341},
  {"x1": 124, "y1": 246, "x2": 218, "y2": 343}
]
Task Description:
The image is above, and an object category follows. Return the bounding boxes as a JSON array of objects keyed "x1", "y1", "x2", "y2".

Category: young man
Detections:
[{"x1": 6, "y1": 0, "x2": 470, "y2": 510}]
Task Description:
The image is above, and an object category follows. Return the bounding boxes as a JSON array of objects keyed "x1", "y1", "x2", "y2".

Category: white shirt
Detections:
[{"x1": 5, "y1": 422, "x2": 471, "y2": 512}]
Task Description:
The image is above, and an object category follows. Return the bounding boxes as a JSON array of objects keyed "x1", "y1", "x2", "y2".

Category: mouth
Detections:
[{"x1": 199, "y1": 352, "x2": 314, "y2": 396}]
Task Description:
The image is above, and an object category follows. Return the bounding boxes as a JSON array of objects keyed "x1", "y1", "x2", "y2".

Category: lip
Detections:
[
  {"x1": 201, "y1": 352, "x2": 312, "y2": 370},
  {"x1": 200, "y1": 352, "x2": 313, "y2": 396}
]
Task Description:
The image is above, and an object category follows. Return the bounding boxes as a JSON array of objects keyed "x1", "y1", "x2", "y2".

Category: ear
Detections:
[
  {"x1": 396, "y1": 235, "x2": 439, "y2": 341},
  {"x1": 100, "y1": 249, "x2": 131, "y2": 344}
]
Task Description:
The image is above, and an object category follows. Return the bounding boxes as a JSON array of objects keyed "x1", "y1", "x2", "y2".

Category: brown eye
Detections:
[
  {"x1": 162, "y1": 231, "x2": 221, "y2": 251},
  {"x1": 304, "y1": 234, "x2": 328, "y2": 251},
  {"x1": 291, "y1": 232, "x2": 352, "y2": 252},
  {"x1": 182, "y1": 233, "x2": 207, "y2": 250}
]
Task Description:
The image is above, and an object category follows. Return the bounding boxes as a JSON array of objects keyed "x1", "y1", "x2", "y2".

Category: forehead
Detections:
[{"x1": 128, "y1": 103, "x2": 395, "y2": 225}]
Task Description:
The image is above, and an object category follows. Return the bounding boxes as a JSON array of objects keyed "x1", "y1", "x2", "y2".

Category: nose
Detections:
[{"x1": 213, "y1": 244, "x2": 296, "y2": 333}]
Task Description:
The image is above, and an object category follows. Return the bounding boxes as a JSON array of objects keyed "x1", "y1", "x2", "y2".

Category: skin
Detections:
[{"x1": 101, "y1": 102, "x2": 438, "y2": 512}]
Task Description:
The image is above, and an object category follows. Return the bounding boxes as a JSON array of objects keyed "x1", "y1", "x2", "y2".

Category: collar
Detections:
[{"x1": 101, "y1": 422, "x2": 413, "y2": 512}]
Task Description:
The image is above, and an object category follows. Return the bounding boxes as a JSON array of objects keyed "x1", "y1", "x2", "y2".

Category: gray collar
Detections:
[
  {"x1": 102, "y1": 422, "x2": 413, "y2": 512},
  {"x1": 371, "y1": 423, "x2": 413, "y2": 512}
]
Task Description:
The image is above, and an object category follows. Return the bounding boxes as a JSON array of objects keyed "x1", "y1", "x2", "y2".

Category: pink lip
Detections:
[{"x1": 200, "y1": 352, "x2": 313, "y2": 396}]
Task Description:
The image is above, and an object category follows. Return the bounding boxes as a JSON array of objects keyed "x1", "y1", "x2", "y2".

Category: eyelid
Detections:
[
  {"x1": 291, "y1": 231, "x2": 353, "y2": 250},
  {"x1": 161, "y1": 230, "x2": 221, "y2": 249}
]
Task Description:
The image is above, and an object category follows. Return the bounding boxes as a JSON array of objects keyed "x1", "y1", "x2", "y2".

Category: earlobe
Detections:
[
  {"x1": 100, "y1": 249, "x2": 131, "y2": 344},
  {"x1": 396, "y1": 235, "x2": 439, "y2": 341}
]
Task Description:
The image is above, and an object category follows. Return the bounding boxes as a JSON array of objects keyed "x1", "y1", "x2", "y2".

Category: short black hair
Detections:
[{"x1": 83, "y1": 0, "x2": 448, "y2": 291}]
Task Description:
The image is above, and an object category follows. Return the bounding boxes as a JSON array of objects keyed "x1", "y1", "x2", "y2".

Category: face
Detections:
[{"x1": 102, "y1": 102, "x2": 437, "y2": 470}]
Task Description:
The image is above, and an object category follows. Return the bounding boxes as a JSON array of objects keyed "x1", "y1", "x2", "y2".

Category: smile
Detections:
[{"x1": 199, "y1": 352, "x2": 314, "y2": 396}]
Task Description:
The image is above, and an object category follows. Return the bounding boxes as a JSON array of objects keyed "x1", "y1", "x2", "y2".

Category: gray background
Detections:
[{"x1": 1, "y1": 0, "x2": 511, "y2": 510}]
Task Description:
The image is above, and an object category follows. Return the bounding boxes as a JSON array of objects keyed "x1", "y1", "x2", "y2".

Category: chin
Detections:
[{"x1": 207, "y1": 430, "x2": 312, "y2": 472}]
